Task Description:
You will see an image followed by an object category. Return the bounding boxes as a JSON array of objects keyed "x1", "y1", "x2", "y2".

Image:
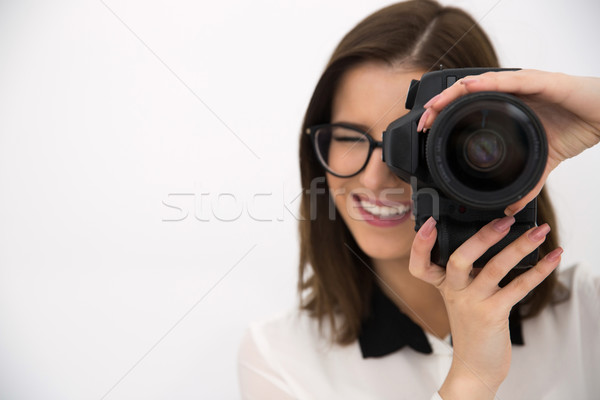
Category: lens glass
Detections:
[
  {"x1": 426, "y1": 92, "x2": 546, "y2": 209},
  {"x1": 444, "y1": 103, "x2": 530, "y2": 191},
  {"x1": 314, "y1": 125, "x2": 370, "y2": 176},
  {"x1": 464, "y1": 129, "x2": 506, "y2": 171}
]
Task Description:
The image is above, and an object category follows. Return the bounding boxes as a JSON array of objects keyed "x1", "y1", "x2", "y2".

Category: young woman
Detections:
[{"x1": 238, "y1": 1, "x2": 600, "y2": 399}]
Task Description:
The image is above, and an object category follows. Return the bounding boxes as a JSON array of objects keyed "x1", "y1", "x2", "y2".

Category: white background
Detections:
[{"x1": 0, "y1": 0, "x2": 599, "y2": 399}]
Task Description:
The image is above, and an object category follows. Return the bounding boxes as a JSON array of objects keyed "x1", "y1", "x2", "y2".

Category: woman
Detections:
[{"x1": 238, "y1": 1, "x2": 600, "y2": 399}]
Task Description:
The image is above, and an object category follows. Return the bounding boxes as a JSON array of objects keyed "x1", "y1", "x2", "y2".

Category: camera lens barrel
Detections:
[{"x1": 425, "y1": 92, "x2": 547, "y2": 209}]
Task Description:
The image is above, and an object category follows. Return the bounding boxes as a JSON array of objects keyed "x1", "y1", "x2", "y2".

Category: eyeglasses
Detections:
[{"x1": 305, "y1": 123, "x2": 383, "y2": 178}]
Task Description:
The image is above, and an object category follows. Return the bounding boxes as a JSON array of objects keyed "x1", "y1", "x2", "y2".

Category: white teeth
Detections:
[{"x1": 359, "y1": 200, "x2": 410, "y2": 217}]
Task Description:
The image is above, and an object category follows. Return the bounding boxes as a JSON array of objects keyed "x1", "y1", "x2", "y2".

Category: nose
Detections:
[{"x1": 358, "y1": 146, "x2": 401, "y2": 191}]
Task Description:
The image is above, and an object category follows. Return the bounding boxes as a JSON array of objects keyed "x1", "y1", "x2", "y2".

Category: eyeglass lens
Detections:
[{"x1": 314, "y1": 125, "x2": 370, "y2": 177}]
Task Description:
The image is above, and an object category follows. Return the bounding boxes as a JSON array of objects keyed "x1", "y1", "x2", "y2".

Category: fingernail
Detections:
[
  {"x1": 419, "y1": 216, "x2": 436, "y2": 239},
  {"x1": 545, "y1": 247, "x2": 563, "y2": 262},
  {"x1": 492, "y1": 216, "x2": 515, "y2": 232},
  {"x1": 417, "y1": 109, "x2": 430, "y2": 132},
  {"x1": 424, "y1": 93, "x2": 441, "y2": 108},
  {"x1": 504, "y1": 206, "x2": 517, "y2": 216},
  {"x1": 460, "y1": 78, "x2": 479, "y2": 85},
  {"x1": 528, "y1": 224, "x2": 551, "y2": 241}
]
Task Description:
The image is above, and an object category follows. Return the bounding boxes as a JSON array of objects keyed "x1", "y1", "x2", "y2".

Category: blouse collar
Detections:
[{"x1": 358, "y1": 282, "x2": 524, "y2": 358}]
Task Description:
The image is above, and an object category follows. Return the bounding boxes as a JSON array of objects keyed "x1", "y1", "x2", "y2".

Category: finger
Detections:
[
  {"x1": 418, "y1": 69, "x2": 561, "y2": 131},
  {"x1": 470, "y1": 223, "x2": 552, "y2": 298},
  {"x1": 444, "y1": 215, "x2": 516, "y2": 291},
  {"x1": 432, "y1": 70, "x2": 555, "y2": 110},
  {"x1": 447, "y1": 70, "x2": 553, "y2": 101},
  {"x1": 417, "y1": 79, "x2": 468, "y2": 131},
  {"x1": 417, "y1": 80, "x2": 475, "y2": 132},
  {"x1": 491, "y1": 247, "x2": 562, "y2": 307},
  {"x1": 409, "y1": 217, "x2": 445, "y2": 286},
  {"x1": 504, "y1": 163, "x2": 555, "y2": 216}
]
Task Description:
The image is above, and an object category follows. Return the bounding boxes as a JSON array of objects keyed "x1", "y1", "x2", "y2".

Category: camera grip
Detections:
[
  {"x1": 432, "y1": 219, "x2": 538, "y2": 269},
  {"x1": 413, "y1": 193, "x2": 538, "y2": 269}
]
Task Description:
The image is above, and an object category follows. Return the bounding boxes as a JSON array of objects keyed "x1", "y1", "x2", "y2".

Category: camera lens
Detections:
[
  {"x1": 463, "y1": 129, "x2": 505, "y2": 171},
  {"x1": 426, "y1": 92, "x2": 547, "y2": 209}
]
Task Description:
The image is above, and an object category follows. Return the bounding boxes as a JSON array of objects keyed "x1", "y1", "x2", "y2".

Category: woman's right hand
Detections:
[
  {"x1": 419, "y1": 70, "x2": 600, "y2": 217},
  {"x1": 409, "y1": 216, "x2": 563, "y2": 400}
]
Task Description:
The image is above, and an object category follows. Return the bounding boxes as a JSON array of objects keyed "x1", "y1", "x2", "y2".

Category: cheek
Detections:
[
  {"x1": 325, "y1": 173, "x2": 341, "y2": 193},
  {"x1": 326, "y1": 175, "x2": 355, "y2": 220},
  {"x1": 326, "y1": 175, "x2": 345, "y2": 206}
]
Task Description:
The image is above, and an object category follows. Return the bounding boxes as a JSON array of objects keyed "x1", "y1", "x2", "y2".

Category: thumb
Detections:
[
  {"x1": 409, "y1": 217, "x2": 446, "y2": 286},
  {"x1": 504, "y1": 164, "x2": 552, "y2": 216}
]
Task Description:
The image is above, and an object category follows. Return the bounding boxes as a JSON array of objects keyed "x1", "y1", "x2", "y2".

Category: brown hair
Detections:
[{"x1": 298, "y1": 0, "x2": 560, "y2": 345}]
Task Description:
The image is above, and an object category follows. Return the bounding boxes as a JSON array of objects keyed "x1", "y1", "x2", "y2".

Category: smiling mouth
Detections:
[{"x1": 352, "y1": 194, "x2": 412, "y2": 219}]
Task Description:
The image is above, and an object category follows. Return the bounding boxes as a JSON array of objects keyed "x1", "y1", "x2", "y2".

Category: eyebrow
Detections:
[{"x1": 331, "y1": 120, "x2": 372, "y2": 133}]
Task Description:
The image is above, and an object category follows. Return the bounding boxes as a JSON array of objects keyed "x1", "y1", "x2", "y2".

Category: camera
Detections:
[{"x1": 382, "y1": 68, "x2": 547, "y2": 268}]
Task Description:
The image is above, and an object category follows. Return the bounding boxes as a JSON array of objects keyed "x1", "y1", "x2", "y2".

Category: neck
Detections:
[{"x1": 372, "y1": 256, "x2": 450, "y2": 339}]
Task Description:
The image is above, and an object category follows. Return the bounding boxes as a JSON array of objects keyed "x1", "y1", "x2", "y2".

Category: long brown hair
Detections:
[{"x1": 298, "y1": 0, "x2": 560, "y2": 345}]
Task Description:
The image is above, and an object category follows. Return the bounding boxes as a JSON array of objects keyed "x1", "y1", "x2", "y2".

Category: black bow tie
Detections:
[{"x1": 358, "y1": 283, "x2": 524, "y2": 358}]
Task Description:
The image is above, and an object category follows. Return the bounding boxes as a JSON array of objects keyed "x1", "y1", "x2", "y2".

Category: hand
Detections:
[
  {"x1": 418, "y1": 69, "x2": 600, "y2": 216},
  {"x1": 409, "y1": 216, "x2": 563, "y2": 400}
]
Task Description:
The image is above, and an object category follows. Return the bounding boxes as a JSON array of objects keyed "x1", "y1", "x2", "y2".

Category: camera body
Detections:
[{"x1": 382, "y1": 68, "x2": 547, "y2": 268}]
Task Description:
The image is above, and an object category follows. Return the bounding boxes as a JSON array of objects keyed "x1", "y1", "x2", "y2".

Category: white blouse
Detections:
[{"x1": 237, "y1": 264, "x2": 600, "y2": 400}]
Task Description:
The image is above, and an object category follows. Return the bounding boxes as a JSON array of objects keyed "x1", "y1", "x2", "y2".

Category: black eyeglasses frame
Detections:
[{"x1": 305, "y1": 122, "x2": 384, "y2": 178}]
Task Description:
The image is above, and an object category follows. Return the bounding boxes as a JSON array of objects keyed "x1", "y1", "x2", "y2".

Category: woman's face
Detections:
[{"x1": 327, "y1": 62, "x2": 426, "y2": 263}]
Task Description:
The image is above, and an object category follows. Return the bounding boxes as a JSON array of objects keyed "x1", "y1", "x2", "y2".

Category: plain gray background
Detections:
[{"x1": 0, "y1": 0, "x2": 599, "y2": 398}]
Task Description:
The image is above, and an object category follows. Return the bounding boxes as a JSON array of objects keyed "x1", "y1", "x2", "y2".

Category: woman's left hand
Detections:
[
  {"x1": 409, "y1": 216, "x2": 562, "y2": 399},
  {"x1": 418, "y1": 69, "x2": 600, "y2": 216}
]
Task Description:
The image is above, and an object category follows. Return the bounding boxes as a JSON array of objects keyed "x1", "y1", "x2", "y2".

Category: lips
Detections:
[{"x1": 351, "y1": 194, "x2": 412, "y2": 227}]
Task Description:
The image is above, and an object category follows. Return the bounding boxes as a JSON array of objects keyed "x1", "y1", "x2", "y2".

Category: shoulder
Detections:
[
  {"x1": 517, "y1": 263, "x2": 599, "y2": 355},
  {"x1": 505, "y1": 263, "x2": 600, "y2": 397},
  {"x1": 555, "y1": 262, "x2": 600, "y2": 338},
  {"x1": 237, "y1": 309, "x2": 349, "y2": 399},
  {"x1": 239, "y1": 308, "x2": 338, "y2": 365},
  {"x1": 514, "y1": 262, "x2": 599, "y2": 346},
  {"x1": 534, "y1": 262, "x2": 600, "y2": 327},
  {"x1": 236, "y1": 310, "x2": 304, "y2": 399},
  {"x1": 554, "y1": 262, "x2": 600, "y2": 312}
]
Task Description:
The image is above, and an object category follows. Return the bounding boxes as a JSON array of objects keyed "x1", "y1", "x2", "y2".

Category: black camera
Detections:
[{"x1": 382, "y1": 68, "x2": 547, "y2": 268}]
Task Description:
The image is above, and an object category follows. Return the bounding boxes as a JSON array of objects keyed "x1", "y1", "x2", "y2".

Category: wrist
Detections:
[{"x1": 438, "y1": 366, "x2": 500, "y2": 400}]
